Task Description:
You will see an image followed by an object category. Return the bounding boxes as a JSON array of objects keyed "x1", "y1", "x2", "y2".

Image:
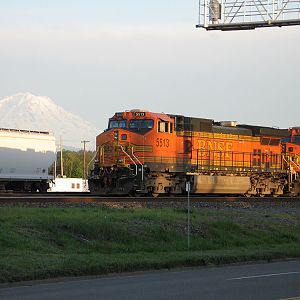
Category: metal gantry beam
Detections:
[{"x1": 196, "y1": 0, "x2": 300, "y2": 30}]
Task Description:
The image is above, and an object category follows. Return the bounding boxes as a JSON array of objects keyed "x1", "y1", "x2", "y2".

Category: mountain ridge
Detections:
[{"x1": 0, "y1": 92, "x2": 100, "y2": 149}]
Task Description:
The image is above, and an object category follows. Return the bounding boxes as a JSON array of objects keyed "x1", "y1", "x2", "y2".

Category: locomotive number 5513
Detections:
[{"x1": 156, "y1": 138, "x2": 169, "y2": 148}]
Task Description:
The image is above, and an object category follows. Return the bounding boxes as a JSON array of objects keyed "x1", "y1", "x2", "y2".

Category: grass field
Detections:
[{"x1": 0, "y1": 206, "x2": 300, "y2": 283}]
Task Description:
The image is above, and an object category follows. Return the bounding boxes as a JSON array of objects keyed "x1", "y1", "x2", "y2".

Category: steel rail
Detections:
[{"x1": 0, "y1": 194, "x2": 299, "y2": 203}]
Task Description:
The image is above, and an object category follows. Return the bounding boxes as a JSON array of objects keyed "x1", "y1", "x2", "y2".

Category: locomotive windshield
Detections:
[
  {"x1": 282, "y1": 136, "x2": 300, "y2": 145},
  {"x1": 109, "y1": 120, "x2": 127, "y2": 129},
  {"x1": 129, "y1": 119, "x2": 154, "y2": 133},
  {"x1": 292, "y1": 136, "x2": 300, "y2": 145}
]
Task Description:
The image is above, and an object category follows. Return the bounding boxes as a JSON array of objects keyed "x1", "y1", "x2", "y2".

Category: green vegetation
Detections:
[
  {"x1": 55, "y1": 150, "x2": 95, "y2": 178},
  {"x1": 0, "y1": 207, "x2": 300, "y2": 283}
]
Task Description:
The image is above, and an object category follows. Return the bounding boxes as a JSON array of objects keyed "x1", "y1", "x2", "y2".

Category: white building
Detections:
[{"x1": 48, "y1": 177, "x2": 89, "y2": 192}]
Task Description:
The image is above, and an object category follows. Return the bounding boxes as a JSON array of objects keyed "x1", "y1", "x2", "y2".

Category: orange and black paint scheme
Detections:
[{"x1": 88, "y1": 110, "x2": 300, "y2": 197}]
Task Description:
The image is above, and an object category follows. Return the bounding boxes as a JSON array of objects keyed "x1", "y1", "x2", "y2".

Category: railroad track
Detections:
[{"x1": 0, "y1": 193, "x2": 299, "y2": 204}]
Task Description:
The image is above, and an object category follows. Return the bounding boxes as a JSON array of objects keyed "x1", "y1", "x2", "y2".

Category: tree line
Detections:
[{"x1": 55, "y1": 150, "x2": 95, "y2": 178}]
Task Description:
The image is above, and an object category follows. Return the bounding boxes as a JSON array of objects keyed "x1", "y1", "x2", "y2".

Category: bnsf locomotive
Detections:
[{"x1": 88, "y1": 110, "x2": 300, "y2": 197}]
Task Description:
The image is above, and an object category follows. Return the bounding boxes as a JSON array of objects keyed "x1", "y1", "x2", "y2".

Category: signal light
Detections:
[{"x1": 114, "y1": 131, "x2": 119, "y2": 141}]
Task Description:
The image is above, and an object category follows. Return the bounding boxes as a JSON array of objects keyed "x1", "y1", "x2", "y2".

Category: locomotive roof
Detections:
[
  {"x1": 212, "y1": 125, "x2": 252, "y2": 136},
  {"x1": 112, "y1": 110, "x2": 291, "y2": 138},
  {"x1": 113, "y1": 111, "x2": 172, "y2": 122},
  {"x1": 237, "y1": 124, "x2": 289, "y2": 138},
  {"x1": 168, "y1": 114, "x2": 213, "y2": 123}
]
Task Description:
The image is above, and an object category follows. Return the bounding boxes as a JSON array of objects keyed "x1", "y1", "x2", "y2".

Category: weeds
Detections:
[{"x1": 0, "y1": 207, "x2": 299, "y2": 282}]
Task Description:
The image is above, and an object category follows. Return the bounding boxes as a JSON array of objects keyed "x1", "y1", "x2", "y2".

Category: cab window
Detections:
[
  {"x1": 292, "y1": 136, "x2": 300, "y2": 145},
  {"x1": 129, "y1": 119, "x2": 154, "y2": 129},
  {"x1": 129, "y1": 119, "x2": 154, "y2": 133},
  {"x1": 158, "y1": 121, "x2": 173, "y2": 133},
  {"x1": 109, "y1": 120, "x2": 127, "y2": 129}
]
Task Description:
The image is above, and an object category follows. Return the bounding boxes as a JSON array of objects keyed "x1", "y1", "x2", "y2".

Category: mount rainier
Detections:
[{"x1": 0, "y1": 92, "x2": 100, "y2": 149}]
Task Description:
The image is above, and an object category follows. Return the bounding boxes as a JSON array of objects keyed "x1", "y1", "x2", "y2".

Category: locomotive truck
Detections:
[{"x1": 88, "y1": 110, "x2": 300, "y2": 197}]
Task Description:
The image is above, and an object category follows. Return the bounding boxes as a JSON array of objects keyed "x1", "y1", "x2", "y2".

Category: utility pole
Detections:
[
  {"x1": 60, "y1": 137, "x2": 64, "y2": 177},
  {"x1": 81, "y1": 140, "x2": 90, "y2": 181}
]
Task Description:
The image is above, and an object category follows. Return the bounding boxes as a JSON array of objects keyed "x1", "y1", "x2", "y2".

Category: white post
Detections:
[
  {"x1": 204, "y1": 0, "x2": 209, "y2": 27},
  {"x1": 199, "y1": 0, "x2": 202, "y2": 25},
  {"x1": 81, "y1": 140, "x2": 90, "y2": 181},
  {"x1": 186, "y1": 181, "x2": 191, "y2": 250},
  {"x1": 60, "y1": 137, "x2": 63, "y2": 177}
]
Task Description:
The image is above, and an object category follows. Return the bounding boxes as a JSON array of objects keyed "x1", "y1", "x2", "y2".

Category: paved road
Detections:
[{"x1": 1, "y1": 260, "x2": 300, "y2": 300}]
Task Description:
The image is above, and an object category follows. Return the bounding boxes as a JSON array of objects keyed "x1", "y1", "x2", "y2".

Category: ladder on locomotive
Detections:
[
  {"x1": 283, "y1": 154, "x2": 300, "y2": 190},
  {"x1": 119, "y1": 146, "x2": 144, "y2": 183}
]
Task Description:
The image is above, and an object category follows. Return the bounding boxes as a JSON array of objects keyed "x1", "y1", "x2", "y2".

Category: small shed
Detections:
[{"x1": 48, "y1": 178, "x2": 89, "y2": 192}]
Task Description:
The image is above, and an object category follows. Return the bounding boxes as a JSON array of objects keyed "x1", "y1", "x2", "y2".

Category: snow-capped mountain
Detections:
[{"x1": 0, "y1": 92, "x2": 100, "y2": 149}]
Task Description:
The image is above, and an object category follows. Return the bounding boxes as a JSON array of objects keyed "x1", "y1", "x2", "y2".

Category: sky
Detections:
[{"x1": 0, "y1": 0, "x2": 299, "y2": 132}]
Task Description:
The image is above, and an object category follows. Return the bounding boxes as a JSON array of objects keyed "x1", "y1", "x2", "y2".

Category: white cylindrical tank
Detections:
[{"x1": 0, "y1": 128, "x2": 56, "y2": 181}]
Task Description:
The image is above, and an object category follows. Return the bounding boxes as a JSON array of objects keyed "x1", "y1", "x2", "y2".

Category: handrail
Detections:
[
  {"x1": 131, "y1": 147, "x2": 144, "y2": 182},
  {"x1": 289, "y1": 158, "x2": 300, "y2": 172},
  {"x1": 282, "y1": 155, "x2": 297, "y2": 191},
  {"x1": 195, "y1": 149, "x2": 287, "y2": 172},
  {"x1": 283, "y1": 156, "x2": 300, "y2": 175},
  {"x1": 119, "y1": 145, "x2": 137, "y2": 176},
  {"x1": 87, "y1": 146, "x2": 100, "y2": 175},
  {"x1": 282, "y1": 155, "x2": 297, "y2": 173}
]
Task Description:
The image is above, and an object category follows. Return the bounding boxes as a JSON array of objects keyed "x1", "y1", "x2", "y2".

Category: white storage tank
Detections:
[{"x1": 0, "y1": 128, "x2": 56, "y2": 191}]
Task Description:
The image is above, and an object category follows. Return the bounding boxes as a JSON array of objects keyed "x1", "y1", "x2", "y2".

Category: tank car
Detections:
[
  {"x1": 0, "y1": 128, "x2": 56, "y2": 192},
  {"x1": 88, "y1": 110, "x2": 300, "y2": 197}
]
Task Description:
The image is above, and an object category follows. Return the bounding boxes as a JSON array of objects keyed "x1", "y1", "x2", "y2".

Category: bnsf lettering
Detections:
[
  {"x1": 156, "y1": 138, "x2": 169, "y2": 148},
  {"x1": 197, "y1": 140, "x2": 233, "y2": 152},
  {"x1": 197, "y1": 140, "x2": 233, "y2": 158}
]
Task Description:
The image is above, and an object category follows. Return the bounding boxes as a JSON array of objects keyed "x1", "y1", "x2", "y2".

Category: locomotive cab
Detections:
[
  {"x1": 89, "y1": 110, "x2": 179, "y2": 195},
  {"x1": 95, "y1": 109, "x2": 176, "y2": 168}
]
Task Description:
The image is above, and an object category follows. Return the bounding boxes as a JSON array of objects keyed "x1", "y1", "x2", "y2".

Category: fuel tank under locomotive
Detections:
[
  {"x1": 191, "y1": 175, "x2": 251, "y2": 194},
  {"x1": 89, "y1": 165, "x2": 252, "y2": 196}
]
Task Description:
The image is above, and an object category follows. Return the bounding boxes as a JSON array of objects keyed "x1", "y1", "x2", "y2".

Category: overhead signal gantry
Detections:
[{"x1": 196, "y1": 0, "x2": 300, "y2": 30}]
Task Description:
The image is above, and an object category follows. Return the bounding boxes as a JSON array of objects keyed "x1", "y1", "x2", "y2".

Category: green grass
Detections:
[{"x1": 0, "y1": 207, "x2": 300, "y2": 283}]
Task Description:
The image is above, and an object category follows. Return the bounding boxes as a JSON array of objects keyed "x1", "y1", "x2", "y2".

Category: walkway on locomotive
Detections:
[{"x1": 95, "y1": 110, "x2": 297, "y2": 175}]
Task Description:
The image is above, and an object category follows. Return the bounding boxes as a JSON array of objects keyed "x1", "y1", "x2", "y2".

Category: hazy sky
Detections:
[{"x1": 0, "y1": 0, "x2": 299, "y2": 132}]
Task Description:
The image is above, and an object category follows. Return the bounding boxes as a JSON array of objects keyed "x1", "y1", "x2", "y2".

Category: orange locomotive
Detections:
[{"x1": 88, "y1": 110, "x2": 300, "y2": 197}]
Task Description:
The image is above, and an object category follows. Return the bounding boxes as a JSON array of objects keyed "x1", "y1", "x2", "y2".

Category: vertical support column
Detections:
[
  {"x1": 204, "y1": 0, "x2": 209, "y2": 27},
  {"x1": 199, "y1": 0, "x2": 202, "y2": 26},
  {"x1": 186, "y1": 181, "x2": 191, "y2": 250},
  {"x1": 60, "y1": 136, "x2": 64, "y2": 177},
  {"x1": 221, "y1": 0, "x2": 225, "y2": 22},
  {"x1": 81, "y1": 140, "x2": 90, "y2": 183}
]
